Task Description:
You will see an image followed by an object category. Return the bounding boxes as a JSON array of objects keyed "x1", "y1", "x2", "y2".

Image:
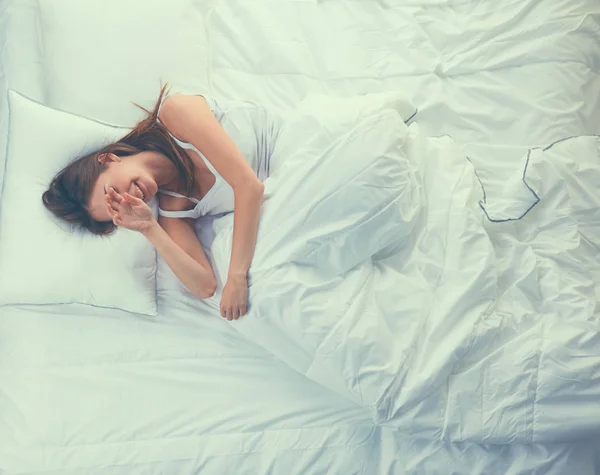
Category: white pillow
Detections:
[
  {"x1": 38, "y1": 0, "x2": 214, "y2": 125},
  {"x1": 0, "y1": 90, "x2": 158, "y2": 316}
]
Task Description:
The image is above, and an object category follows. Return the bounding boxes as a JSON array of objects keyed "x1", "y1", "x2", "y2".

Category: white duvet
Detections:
[{"x1": 210, "y1": 95, "x2": 600, "y2": 445}]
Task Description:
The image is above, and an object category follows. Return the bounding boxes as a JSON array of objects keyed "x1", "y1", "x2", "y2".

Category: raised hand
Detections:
[{"x1": 105, "y1": 188, "x2": 156, "y2": 234}]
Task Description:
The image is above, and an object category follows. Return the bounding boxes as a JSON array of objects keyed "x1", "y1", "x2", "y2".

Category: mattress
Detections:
[{"x1": 1, "y1": 0, "x2": 600, "y2": 473}]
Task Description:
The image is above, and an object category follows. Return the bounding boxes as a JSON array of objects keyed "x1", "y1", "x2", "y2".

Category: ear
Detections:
[{"x1": 97, "y1": 153, "x2": 120, "y2": 164}]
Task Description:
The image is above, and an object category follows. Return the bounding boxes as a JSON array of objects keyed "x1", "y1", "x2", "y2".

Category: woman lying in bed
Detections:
[{"x1": 42, "y1": 84, "x2": 279, "y2": 321}]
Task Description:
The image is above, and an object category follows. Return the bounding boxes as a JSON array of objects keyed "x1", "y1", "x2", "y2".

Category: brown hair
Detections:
[{"x1": 41, "y1": 83, "x2": 198, "y2": 236}]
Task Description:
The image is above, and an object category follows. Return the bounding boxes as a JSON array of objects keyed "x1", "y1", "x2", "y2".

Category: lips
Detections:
[{"x1": 136, "y1": 181, "x2": 149, "y2": 202}]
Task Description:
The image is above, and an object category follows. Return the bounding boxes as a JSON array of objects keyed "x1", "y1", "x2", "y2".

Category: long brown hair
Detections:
[{"x1": 41, "y1": 83, "x2": 198, "y2": 236}]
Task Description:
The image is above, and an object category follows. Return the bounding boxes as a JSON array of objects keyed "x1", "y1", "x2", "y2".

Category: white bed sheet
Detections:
[
  {"x1": 0, "y1": 0, "x2": 45, "y2": 189},
  {"x1": 0, "y1": 301, "x2": 379, "y2": 473},
  {"x1": 2, "y1": 0, "x2": 600, "y2": 473},
  {"x1": 209, "y1": 0, "x2": 600, "y2": 175}
]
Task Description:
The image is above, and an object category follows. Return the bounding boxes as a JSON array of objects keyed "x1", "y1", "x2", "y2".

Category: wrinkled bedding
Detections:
[
  {"x1": 211, "y1": 96, "x2": 600, "y2": 444},
  {"x1": 212, "y1": 93, "x2": 421, "y2": 282},
  {"x1": 2, "y1": 0, "x2": 600, "y2": 472}
]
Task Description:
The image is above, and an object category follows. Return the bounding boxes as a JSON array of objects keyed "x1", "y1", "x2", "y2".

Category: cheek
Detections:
[
  {"x1": 97, "y1": 193, "x2": 109, "y2": 216},
  {"x1": 109, "y1": 170, "x2": 129, "y2": 192},
  {"x1": 93, "y1": 183, "x2": 107, "y2": 213}
]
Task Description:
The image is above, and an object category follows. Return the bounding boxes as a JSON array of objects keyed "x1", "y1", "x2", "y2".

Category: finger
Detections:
[
  {"x1": 123, "y1": 192, "x2": 144, "y2": 206},
  {"x1": 109, "y1": 188, "x2": 124, "y2": 203},
  {"x1": 239, "y1": 305, "x2": 247, "y2": 317},
  {"x1": 106, "y1": 202, "x2": 119, "y2": 217},
  {"x1": 107, "y1": 194, "x2": 121, "y2": 208},
  {"x1": 232, "y1": 307, "x2": 240, "y2": 320},
  {"x1": 226, "y1": 309, "x2": 233, "y2": 321},
  {"x1": 109, "y1": 208, "x2": 121, "y2": 226}
]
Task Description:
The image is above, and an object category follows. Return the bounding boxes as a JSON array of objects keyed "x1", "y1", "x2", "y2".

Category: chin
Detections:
[{"x1": 150, "y1": 181, "x2": 159, "y2": 201}]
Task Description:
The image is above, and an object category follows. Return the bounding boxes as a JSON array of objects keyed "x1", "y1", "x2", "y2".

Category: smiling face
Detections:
[{"x1": 87, "y1": 152, "x2": 159, "y2": 222}]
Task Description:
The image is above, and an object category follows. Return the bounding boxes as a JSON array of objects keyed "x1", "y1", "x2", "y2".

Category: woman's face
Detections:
[{"x1": 88, "y1": 153, "x2": 158, "y2": 222}]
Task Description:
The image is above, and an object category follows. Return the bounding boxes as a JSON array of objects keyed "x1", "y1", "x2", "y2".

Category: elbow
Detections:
[
  {"x1": 255, "y1": 181, "x2": 265, "y2": 196},
  {"x1": 197, "y1": 280, "x2": 217, "y2": 299},
  {"x1": 236, "y1": 179, "x2": 264, "y2": 196},
  {"x1": 205, "y1": 281, "x2": 217, "y2": 299}
]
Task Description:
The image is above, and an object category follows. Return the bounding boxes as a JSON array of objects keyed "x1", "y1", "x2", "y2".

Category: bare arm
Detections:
[
  {"x1": 158, "y1": 94, "x2": 264, "y2": 281},
  {"x1": 105, "y1": 188, "x2": 216, "y2": 299},
  {"x1": 227, "y1": 185, "x2": 264, "y2": 279},
  {"x1": 143, "y1": 220, "x2": 217, "y2": 299}
]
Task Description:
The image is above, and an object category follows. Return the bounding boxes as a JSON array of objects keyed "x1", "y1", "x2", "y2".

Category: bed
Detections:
[{"x1": 1, "y1": 0, "x2": 600, "y2": 473}]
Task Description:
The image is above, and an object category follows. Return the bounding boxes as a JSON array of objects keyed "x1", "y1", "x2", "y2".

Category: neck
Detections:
[{"x1": 143, "y1": 151, "x2": 179, "y2": 189}]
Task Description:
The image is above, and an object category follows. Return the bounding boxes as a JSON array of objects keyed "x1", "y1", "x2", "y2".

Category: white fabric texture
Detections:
[
  {"x1": 37, "y1": 0, "x2": 213, "y2": 125},
  {"x1": 0, "y1": 90, "x2": 159, "y2": 316},
  {"x1": 0, "y1": 0, "x2": 44, "y2": 192},
  {"x1": 215, "y1": 119, "x2": 600, "y2": 444},
  {"x1": 210, "y1": 92, "x2": 420, "y2": 284},
  {"x1": 1, "y1": 0, "x2": 600, "y2": 473},
  {"x1": 209, "y1": 88, "x2": 600, "y2": 444}
]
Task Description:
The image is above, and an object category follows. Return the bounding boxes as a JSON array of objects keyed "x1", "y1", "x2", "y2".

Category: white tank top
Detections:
[{"x1": 155, "y1": 92, "x2": 281, "y2": 219}]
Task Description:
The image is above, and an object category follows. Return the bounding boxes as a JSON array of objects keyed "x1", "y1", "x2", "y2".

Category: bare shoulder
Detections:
[{"x1": 158, "y1": 94, "x2": 211, "y2": 127}]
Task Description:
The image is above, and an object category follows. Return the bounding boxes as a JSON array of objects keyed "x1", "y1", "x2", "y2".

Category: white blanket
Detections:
[
  {"x1": 212, "y1": 92, "x2": 421, "y2": 281},
  {"x1": 210, "y1": 95, "x2": 600, "y2": 445}
]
